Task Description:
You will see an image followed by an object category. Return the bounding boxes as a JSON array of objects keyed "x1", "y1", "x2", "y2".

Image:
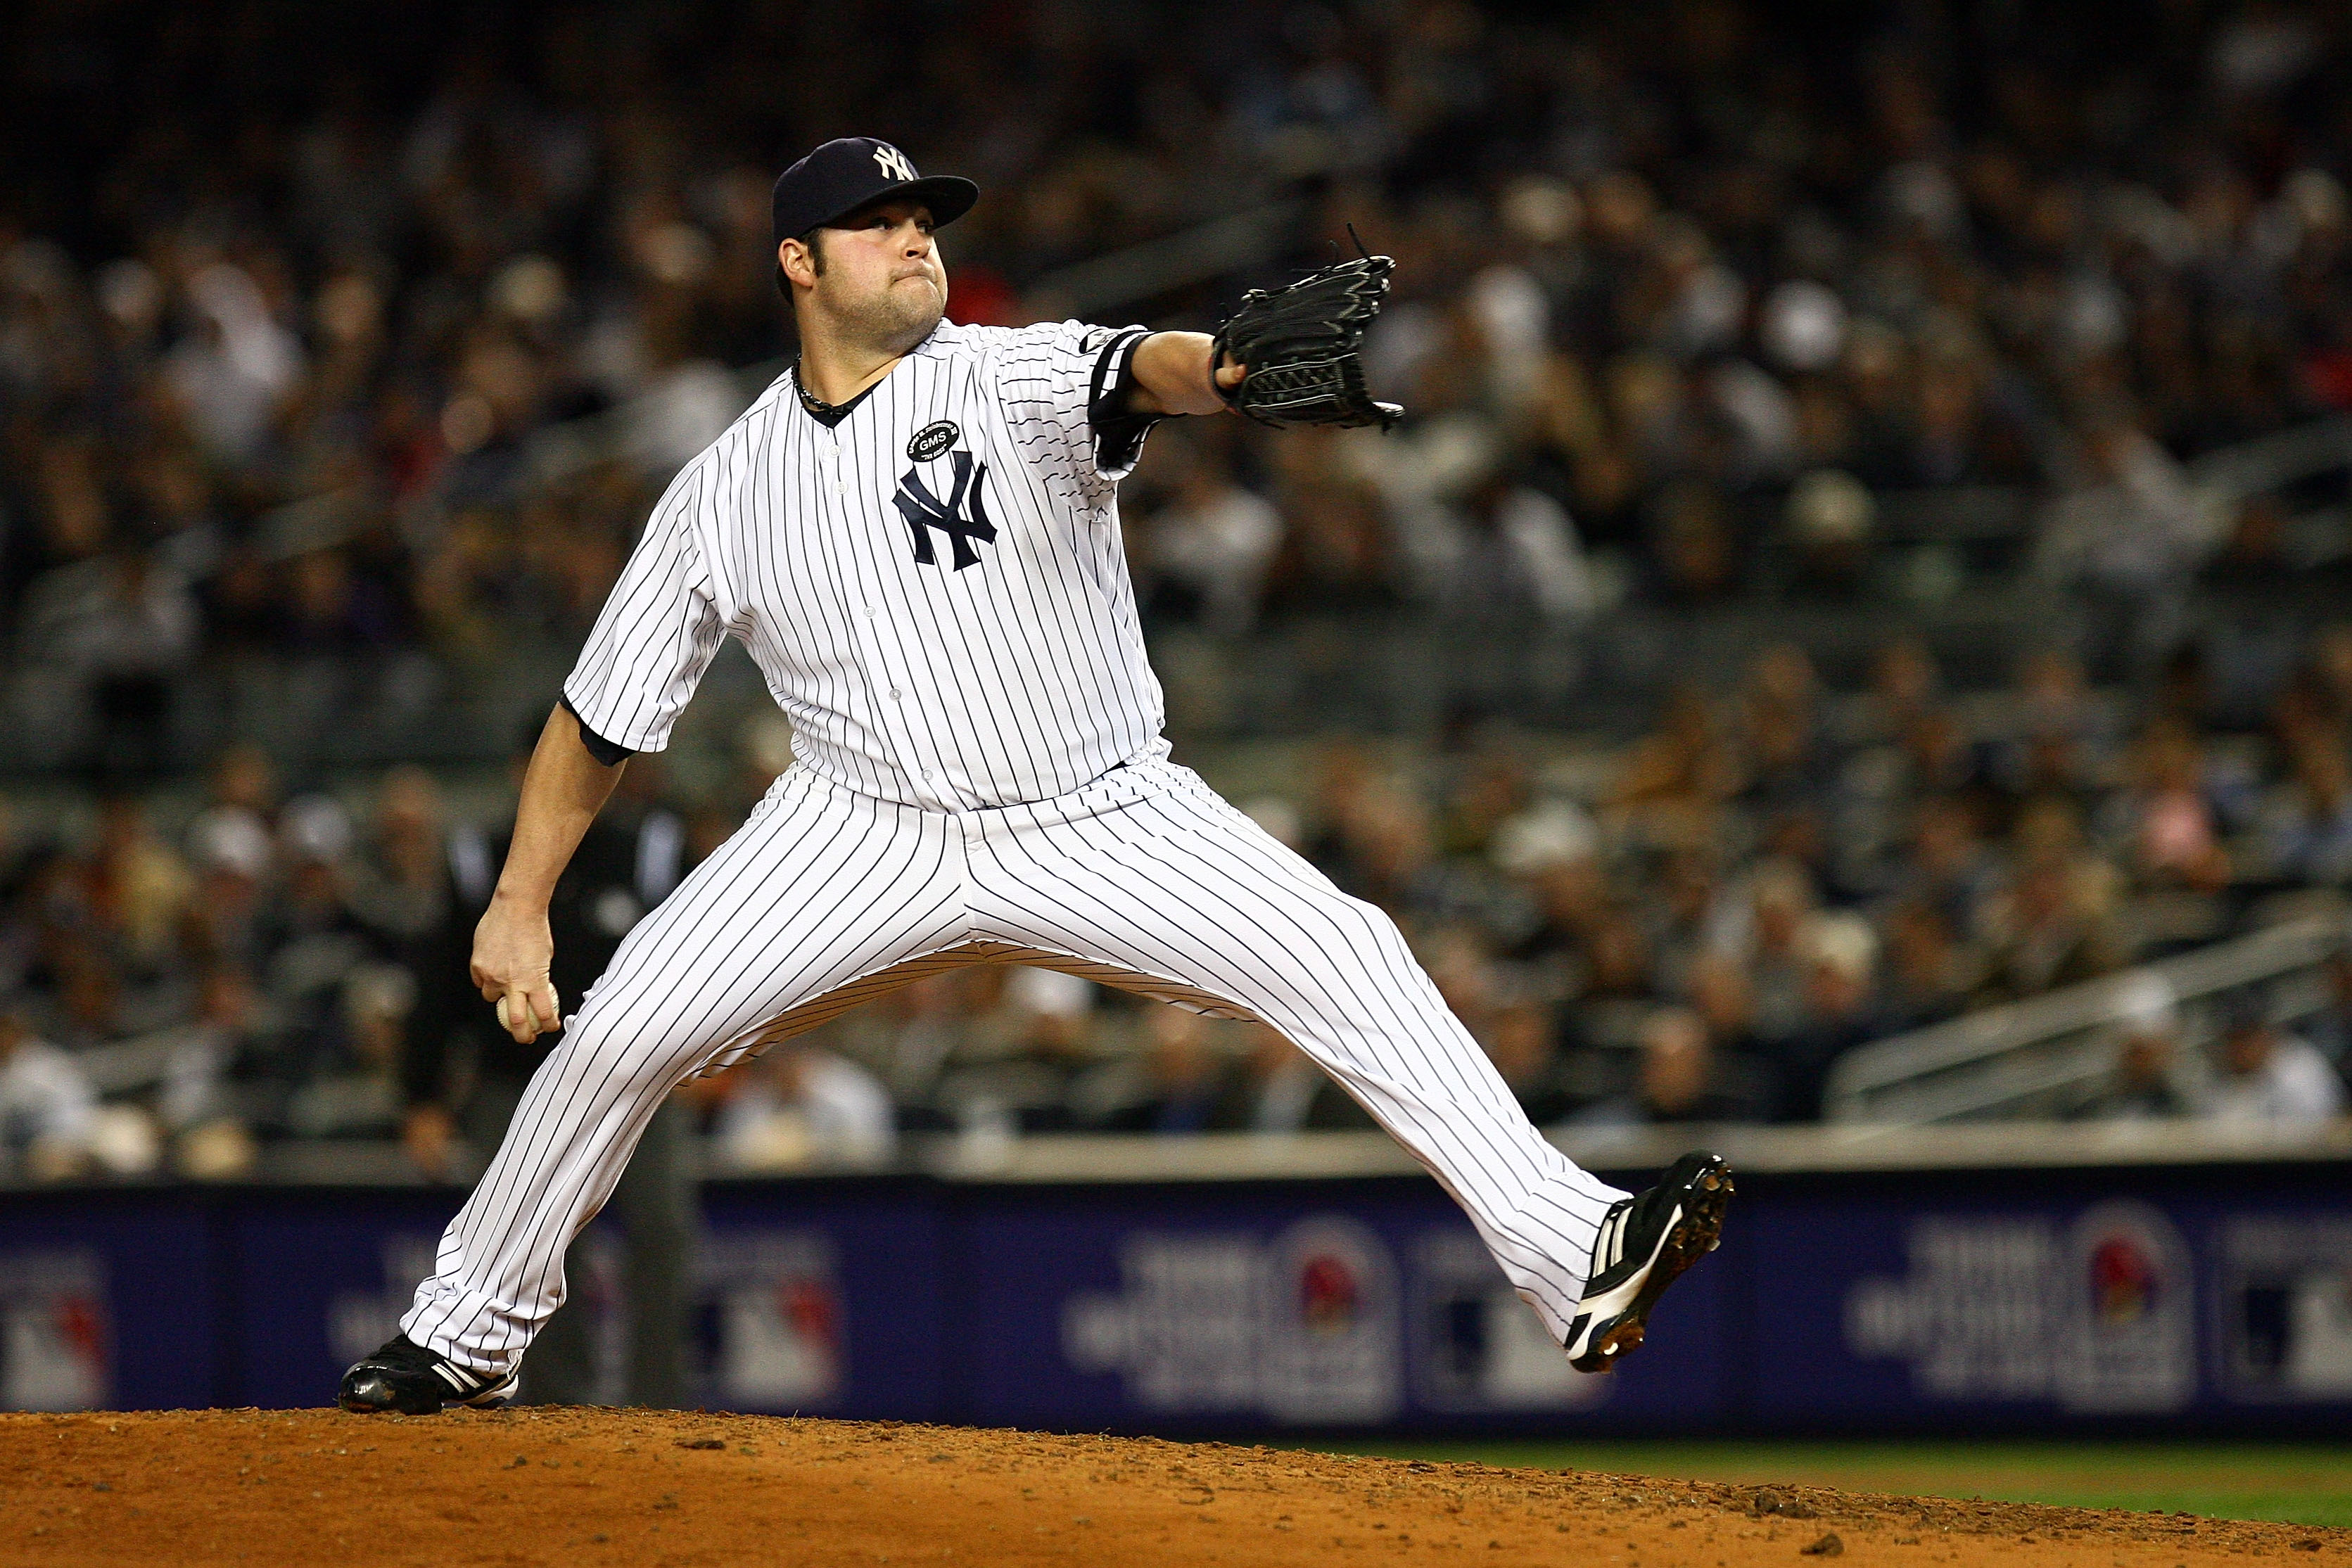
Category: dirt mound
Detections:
[{"x1": 0, "y1": 1409, "x2": 2338, "y2": 1567}]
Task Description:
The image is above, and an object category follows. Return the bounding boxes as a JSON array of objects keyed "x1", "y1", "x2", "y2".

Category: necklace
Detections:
[{"x1": 790, "y1": 360, "x2": 845, "y2": 419}]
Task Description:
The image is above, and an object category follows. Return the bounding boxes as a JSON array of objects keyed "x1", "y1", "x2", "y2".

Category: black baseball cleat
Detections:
[
  {"x1": 338, "y1": 1334, "x2": 516, "y2": 1415},
  {"x1": 1563, "y1": 1150, "x2": 1733, "y2": 1373}
]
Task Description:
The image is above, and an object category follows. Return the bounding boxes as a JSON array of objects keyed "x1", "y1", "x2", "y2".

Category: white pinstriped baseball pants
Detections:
[{"x1": 401, "y1": 758, "x2": 1627, "y2": 1374}]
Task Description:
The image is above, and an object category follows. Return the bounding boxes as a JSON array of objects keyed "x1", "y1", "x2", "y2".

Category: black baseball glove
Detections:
[{"x1": 1212, "y1": 253, "x2": 1404, "y2": 431}]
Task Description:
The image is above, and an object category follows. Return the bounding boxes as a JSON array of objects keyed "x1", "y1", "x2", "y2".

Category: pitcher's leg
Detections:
[
  {"x1": 402, "y1": 774, "x2": 965, "y2": 1376},
  {"x1": 458, "y1": 1083, "x2": 592, "y2": 1403},
  {"x1": 514, "y1": 1097, "x2": 695, "y2": 1406},
  {"x1": 970, "y1": 770, "x2": 1625, "y2": 1343}
]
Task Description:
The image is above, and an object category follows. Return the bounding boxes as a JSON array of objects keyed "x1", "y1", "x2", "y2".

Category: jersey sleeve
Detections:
[
  {"x1": 995, "y1": 319, "x2": 1162, "y2": 502},
  {"x1": 560, "y1": 461, "x2": 727, "y2": 755}
]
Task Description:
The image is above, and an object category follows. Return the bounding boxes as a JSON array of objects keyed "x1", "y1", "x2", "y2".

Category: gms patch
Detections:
[{"x1": 908, "y1": 420, "x2": 959, "y2": 462}]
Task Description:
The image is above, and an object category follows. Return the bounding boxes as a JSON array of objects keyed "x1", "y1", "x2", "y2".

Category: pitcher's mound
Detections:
[{"x1": 0, "y1": 1408, "x2": 2333, "y2": 1566}]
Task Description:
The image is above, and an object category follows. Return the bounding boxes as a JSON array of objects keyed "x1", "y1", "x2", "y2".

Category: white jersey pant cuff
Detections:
[{"x1": 400, "y1": 758, "x2": 1627, "y2": 1376}]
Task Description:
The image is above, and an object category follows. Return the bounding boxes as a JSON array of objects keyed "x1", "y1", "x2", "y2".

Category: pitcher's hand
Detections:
[{"x1": 472, "y1": 898, "x2": 560, "y2": 1044}]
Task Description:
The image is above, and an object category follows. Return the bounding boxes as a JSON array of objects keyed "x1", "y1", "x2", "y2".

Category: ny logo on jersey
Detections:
[
  {"x1": 894, "y1": 450, "x2": 996, "y2": 571},
  {"x1": 872, "y1": 143, "x2": 917, "y2": 183}
]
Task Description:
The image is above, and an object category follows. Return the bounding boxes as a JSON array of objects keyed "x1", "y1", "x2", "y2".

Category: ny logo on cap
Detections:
[{"x1": 872, "y1": 143, "x2": 917, "y2": 183}]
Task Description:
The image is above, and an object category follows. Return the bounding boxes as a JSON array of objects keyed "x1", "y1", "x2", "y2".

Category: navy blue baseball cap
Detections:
[{"x1": 772, "y1": 137, "x2": 978, "y2": 250}]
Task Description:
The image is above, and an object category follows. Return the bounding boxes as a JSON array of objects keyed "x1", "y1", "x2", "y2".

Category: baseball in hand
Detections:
[{"x1": 497, "y1": 993, "x2": 546, "y2": 1035}]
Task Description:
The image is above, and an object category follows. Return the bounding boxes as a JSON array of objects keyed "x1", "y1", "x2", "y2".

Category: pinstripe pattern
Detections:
[
  {"x1": 400, "y1": 317, "x2": 1627, "y2": 1376},
  {"x1": 402, "y1": 767, "x2": 974, "y2": 1368},
  {"x1": 561, "y1": 319, "x2": 1167, "y2": 810},
  {"x1": 400, "y1": 762, "x2": 1624, "y2": 1370},
  {"x1": 962, "y1": 758, "x2": 1625, "y2": 1338}
]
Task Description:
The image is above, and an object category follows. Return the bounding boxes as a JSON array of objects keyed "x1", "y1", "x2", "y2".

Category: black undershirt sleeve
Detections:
[
  {"x1": 557, "y1": 696, "x2": 635, "y2": 767},
  {"x1": 1087, "y1": 327, "x2": 1162, "y2": 473}
]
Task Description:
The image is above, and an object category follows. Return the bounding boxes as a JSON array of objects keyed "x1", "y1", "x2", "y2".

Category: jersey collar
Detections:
[
  {"x1": 791, "y1": 322, "x2": 950, "y2": 428},
  {"x1": 789, "y1": 359, "x2": 885, "y2": 428}
]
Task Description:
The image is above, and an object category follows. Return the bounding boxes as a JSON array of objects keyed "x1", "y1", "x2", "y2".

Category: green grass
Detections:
[{"x1": 1310, "y1": 1441, "x2": 2352, "y2": 1529}]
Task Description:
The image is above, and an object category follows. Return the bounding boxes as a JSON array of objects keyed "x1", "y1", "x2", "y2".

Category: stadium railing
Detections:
[
  {"x1": 8, "y1": 1116, "x2": 2344, "y2": 1194},
  {"x1": 922, "y1": 1119, "x2": 2352, "y2": 1180},
  {"x1": 9, "y1": 395, "x2": 2352, "y2": 779},
  {"x1": 1822, "y1": 911, "x2": 2346, "y2": 1126}
]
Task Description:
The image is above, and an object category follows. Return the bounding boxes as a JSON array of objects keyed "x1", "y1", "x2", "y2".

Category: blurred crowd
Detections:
[
  {"x1": 8, "y1": 0, "x2": 2352, "y2": 1175},
  {"x1": 4, "y1": 624, "x2": 2352, "y2": 1182},
  {"x1": 8, "y1": 2, "x2": 2352, "y2": 766}
]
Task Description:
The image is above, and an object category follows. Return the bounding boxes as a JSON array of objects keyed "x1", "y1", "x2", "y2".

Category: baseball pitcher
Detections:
[{"x1": 341, "y1": 137, "x2": 1729, "y2": 1414}]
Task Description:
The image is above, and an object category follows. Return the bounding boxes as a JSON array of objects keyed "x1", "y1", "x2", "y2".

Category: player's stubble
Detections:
[{"x1": 811, "y1": 246, "x2": 946, "y2": 360}]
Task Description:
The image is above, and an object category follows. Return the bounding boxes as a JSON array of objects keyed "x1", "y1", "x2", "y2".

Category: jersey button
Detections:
[{"x1": 888, "y1": 688, "x2": 903, "y2": 700}]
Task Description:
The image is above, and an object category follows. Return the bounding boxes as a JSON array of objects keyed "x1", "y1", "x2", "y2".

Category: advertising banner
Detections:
[
  {"x1": 227, "y1": 1189, "x2": 459, "y2": 1410},
  {"x1": 0, "y1": 1190, "x2": 215, "y2": 1410},
  {"x1": 6, "y1": 1160, "x2": 2348, "y2": 1432},
  {"x1": 1751, "y1": 1183, "x2": 2352, "y2": 1429},
  {"x1": 697, "y1": 1180, "x2": 947, "y2": 1421},
  {"x1": 956, "y1": 1182, "x2": 1728, "y2": 1432},
  {"x1": 220, "y1": 1180, "x2": 946, "y2": 1416}
]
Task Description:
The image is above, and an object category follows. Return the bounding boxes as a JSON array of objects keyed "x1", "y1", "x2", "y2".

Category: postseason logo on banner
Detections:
[
  {"x1": 702, "y1": 1230, "x2": 846, "y2": 1412},
  {"x1": 0, "y1": 1249, "x2": 110, "y2": 1412},
  {"x1": 1844, "y1": 1201, "x2": 2195, "y2": 1413},
  {"x1": 1061, "y1": 1216, "x2": 1402, "y2": 1424}
]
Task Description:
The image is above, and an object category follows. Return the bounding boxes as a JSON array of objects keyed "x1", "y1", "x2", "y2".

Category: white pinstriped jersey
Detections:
[
  {"x1": 407, "y1": 327, "x2": 1639, "y2": 1386},
  {"x1": 561, "y1": 319, "x2": 1168, "y2": 811}
]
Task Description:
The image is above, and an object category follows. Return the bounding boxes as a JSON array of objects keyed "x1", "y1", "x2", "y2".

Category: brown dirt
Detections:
[{"x1": 0, "y1": 1409, "x2": 2343, "y2": 1567}]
